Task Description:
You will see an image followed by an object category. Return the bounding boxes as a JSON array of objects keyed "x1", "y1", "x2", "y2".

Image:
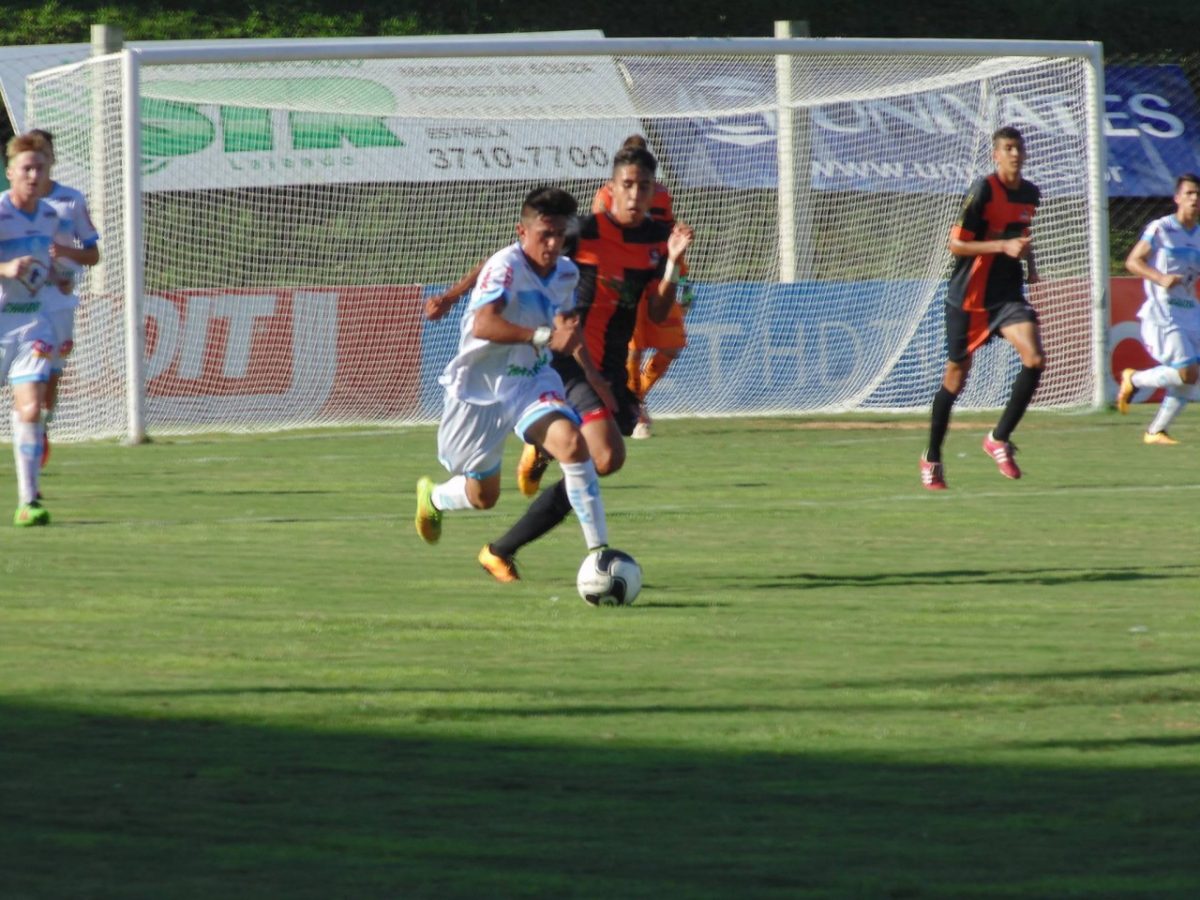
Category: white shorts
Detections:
[
  {"x1": 45, "y1": 307, "x2": 76, "y2": 372},
  {"x1": 0, "y1": 314, "x2": 55, "y2": 386},
  {"x1": 1141, "y1": 319, "x2": 1200, "y2": 368},
  {"x1": 437, "y1": 369, "x2": 580, "y2": 479}
]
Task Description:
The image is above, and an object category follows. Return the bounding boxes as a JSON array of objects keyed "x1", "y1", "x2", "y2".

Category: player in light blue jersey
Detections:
[
  {"x1": 30, "y1": 129, "x2": 101, "y2": 468},
  {"x1": 0, "y1": 134, "x2": 60, "y2": 525},
  {"x1": 415, "y1": 186, "x2": 616, "y2": 583},
  {"x1": 1118, "y1": 173, "x2": 1200, "y2": 444}
]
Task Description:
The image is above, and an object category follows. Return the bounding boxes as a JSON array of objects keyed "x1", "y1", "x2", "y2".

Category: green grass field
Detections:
[{"x1": 3, "y1": 412, "x2": 1199, "y2": 899}]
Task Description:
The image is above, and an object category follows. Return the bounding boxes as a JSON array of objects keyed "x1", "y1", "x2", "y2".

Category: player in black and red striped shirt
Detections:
[
  {"x1": 921, "y1": 126, "x2": 1044, "y2": 490},
  {"x1": 479, "y1": 145, "x2": 694, "y2": 582}
]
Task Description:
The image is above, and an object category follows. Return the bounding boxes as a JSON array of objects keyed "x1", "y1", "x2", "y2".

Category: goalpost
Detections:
[{"x1": 23, "y1": 36, "x2": 1108, "y2": 444}]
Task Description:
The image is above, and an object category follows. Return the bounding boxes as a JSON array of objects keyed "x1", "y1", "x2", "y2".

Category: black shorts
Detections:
[
  {"x1": 945, "y1": 300, "x2": 1038, "y2": 363},
  {"x1": 554, "y1": 358, "x2": 640, "y2": 437}
]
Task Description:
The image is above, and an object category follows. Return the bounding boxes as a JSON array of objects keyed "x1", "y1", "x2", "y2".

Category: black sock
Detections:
[
  {"x1": 993, "y1": 366, "x2": 1042, "y2": 442},
  {"x1": 926, "y1": 386, "x2": 958, "y2": 463},
  {"x1": 491, "y1": 479, "x2": 572, "y2": 559}
]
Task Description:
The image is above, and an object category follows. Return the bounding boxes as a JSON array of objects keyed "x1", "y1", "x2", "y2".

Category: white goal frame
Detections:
[{"x1": 44, "y1": 36, "x2": 1109, "y2": 443}]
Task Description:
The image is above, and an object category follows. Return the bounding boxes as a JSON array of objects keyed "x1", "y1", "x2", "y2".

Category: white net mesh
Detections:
[{"x1": 24, "y1": 44, "x2": 1104, "y2": 440}]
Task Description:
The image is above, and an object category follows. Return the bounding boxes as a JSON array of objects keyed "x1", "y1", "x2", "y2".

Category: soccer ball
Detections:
[{"x1": 576, "y1": 548, "x2": 642, "y2": 606}]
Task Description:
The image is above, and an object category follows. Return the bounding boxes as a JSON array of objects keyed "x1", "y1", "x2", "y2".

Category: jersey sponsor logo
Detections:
[
  {"x1": 1, "y1": 301, "x2": 39, "y2": 313},
  {"x1": 506, "y1": 355, "x2": 548, "y2": 378}
]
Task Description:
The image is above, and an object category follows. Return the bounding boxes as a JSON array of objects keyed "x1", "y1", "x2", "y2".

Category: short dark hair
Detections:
[
  {"x1": 1175, "y1": 173, "x2": 1200, "y2": 192},
  {"x1": 521, "y1": 185, "x2": 578, "y2": 220},
  {"x1": 620, "y1": 134, "x2": 648, "y2": 151},
  {"x1": 612, "y1": 145, "x2": 657, "y2": 176},
  {"x1": 28, "y1": 128, "x2": 54, "y2": 148},
  {"x1": 992, "y1": 126, "x2": 1025, "y2": 148}
]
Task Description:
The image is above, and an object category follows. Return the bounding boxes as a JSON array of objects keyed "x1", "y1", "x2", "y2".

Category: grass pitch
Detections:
[{"x1": 2, "y1": 412, "x2": 1198, "y2": 899}]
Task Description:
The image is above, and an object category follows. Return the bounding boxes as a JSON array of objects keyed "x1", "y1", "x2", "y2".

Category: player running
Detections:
[
  {"x1": 414, "y1": 186, "x2": 612, "y2": 572},
  {"x1": 1, "y1": 134, "x2": 61, "y2": 525},
  {"x1": 1116, "y1": 173, "x2": 1200, "y2": 444},
  {"x1": 920, "y1": 125, "x2": 1043, "y2": 490},
  {"x1": 478, "y1": 145, "x2": 694, "y2": 581}
]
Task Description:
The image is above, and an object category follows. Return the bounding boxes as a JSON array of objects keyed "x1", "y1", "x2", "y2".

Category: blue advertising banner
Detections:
[
  {"x1": 625, "y1": 60, "x2": 1200, "y2": 198},
  {"x1": 1104, "y1": 65, "x2": 1200, "y2": 197}
]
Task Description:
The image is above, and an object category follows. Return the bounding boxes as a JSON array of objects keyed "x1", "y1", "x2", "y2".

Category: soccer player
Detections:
[
  {"x1": 1116, "y1": 173, "x2": 1200, "y2": 444},
  {"x1": 414, "y1": 186, "x2": 612, "y2": 575},
  {"x1": 0, "y1": 134, "x2": 60, "y2": 525},
  {"x1": 920, "y1": 125, "x2": 1043, "y2": 490},
  {"x1": 478, "y1": 145, "x2": 694, "y2": 581},
  {"x1": 591, "y1": 134, "x2": 692, "y2": 440},
  {"x1": 30, "y1": 129, "x2": 101, "y2": 467}
]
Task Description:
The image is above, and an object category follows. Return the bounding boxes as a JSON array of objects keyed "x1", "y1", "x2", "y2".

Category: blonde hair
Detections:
[{"x1": 6, "y1": 132, "x2": 50, "y2": 164}]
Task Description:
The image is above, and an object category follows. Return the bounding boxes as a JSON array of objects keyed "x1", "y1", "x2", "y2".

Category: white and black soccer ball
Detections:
[{"x1": 577, "y1": 548, "x2": 642, "y2": 606}]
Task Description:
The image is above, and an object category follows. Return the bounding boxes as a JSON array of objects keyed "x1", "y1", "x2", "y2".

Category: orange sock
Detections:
[
  {"x1": 627, "y1": 352, "x2": 643, "y2": 399},
  {"x1": 640, "y1": 353, "x2": 674, "y2": 398}
]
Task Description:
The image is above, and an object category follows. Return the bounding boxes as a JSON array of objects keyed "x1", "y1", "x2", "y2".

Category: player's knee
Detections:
[
  {"x1": 592, "y1": 443, "x2": 625, "y2": 476},
  {"x1": 554, "y1": 428, "x2": 590, "y2": 464},
  {"x1": 467, "y1": 479, "x2": 500, "y2": 510},
  {"x1": 12, "y1": 398, "x2": 40, "y2": 423},
  {"x1": 1183, "y1": 364, "x2": 1200, "y2": 385},
  {"x1": 1024, "y1": 352, "x2": 1046, "y2": 371}
]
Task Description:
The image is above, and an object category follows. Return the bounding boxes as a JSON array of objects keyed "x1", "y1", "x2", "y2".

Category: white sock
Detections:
[
  {"x1": 432, "y1": 475, "x2": 474, "y2": 511},
  {"x1": 1133, "y1": 366, "x2": 1184, "y2": 389},
  {"x1": 1148, "y1": 389, "x2": 1187, "y2": 435},
  {"x1": 561, "y1": 459, "x2": 608, "y2": 549},
  {"x1": 1184, "y1": 382, "x2": 1200, "y2": 402},
  {"x1": 11, "y1": 414, "x2": 42, "y2": 505}
]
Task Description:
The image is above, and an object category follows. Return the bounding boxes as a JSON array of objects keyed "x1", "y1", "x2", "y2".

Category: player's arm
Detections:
[
  {"x1": 426, "y1": 258, "x2": 486, "y2": 321},
  {"x1": 949, "y1": 231, "x2": 1030, "y2": 260},
  {"x1": 50, "y1": 243, "x2": 99, "y2": 267},
  {"x1": 558, "y1": 311, "x2": 617, "y2": 411},
  {"x1": 646, "y1": 222, "x2": 695, "y2": 324},
  {"x1": 1126, "y1": 238, "x2": 1181, "y2": 289}
]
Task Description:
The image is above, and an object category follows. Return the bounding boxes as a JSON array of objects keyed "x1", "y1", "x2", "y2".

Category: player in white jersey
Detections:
[
  {"x1": 31, "y1": 130, "x2": 101, "y2": 468},
  {"x1": 1117, "y1": 173, "x2": 1200, "y2": 444},
  {"x1": 1, "y1": 134, "x2": 60, "y2": 525},
  {"x1": 415, "y1": 186, "x2": 616, "y2": 582}
]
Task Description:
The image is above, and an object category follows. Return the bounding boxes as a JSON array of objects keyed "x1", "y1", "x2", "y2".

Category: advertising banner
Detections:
[
  {"x1": 140, "y1": 285, "x2": 425, "y2": 425},
  {"x1": 135, "y1": 57, "x2": 641, "y2": 190},
  {"x1": 624, "y1": 60, "x2": 1200, "y2": 198}
]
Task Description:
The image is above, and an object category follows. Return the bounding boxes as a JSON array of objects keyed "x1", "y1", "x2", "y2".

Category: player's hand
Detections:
[
  {"x1": 548, "y1": 317, "x2": 581, "y2": 355},
  {"x1": 1159, "y1": 273, "x2": 1184, "y2": 290},
  {"x1": 424, "y1": 292, "x2": 459, "y2": 321},
  {"x1": 2, "y1": 255, "x2": 34, "y2": 279},
  {"x1": 1002, "y1": 236, "x2": 1031, "y2": 259},
  {"x1": 668, "y1": 222, "x2": 694, "y2": 260}
]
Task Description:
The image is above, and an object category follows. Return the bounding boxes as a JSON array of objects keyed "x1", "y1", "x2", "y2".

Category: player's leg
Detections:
[
  {"x1": 631, "y1": 301, "x2": 687, "y2": 439},
  {"x1": 416, "y1": 396, "x2": 505, "y2": 544},
  {"x1": 993, "y1": 316, "x2": 1045, "y2": 440},
  {"x1": 9, "y1": 329, "x2": 51, "y2": 526},
  {"x1": 485, "y1": 375, "x2": 630, "y2": 574},
  {"x1": 1134, "y1": 328, "x2": 1195, "y2": 443},
  {"x1": 922, "y1": 305, "x2": 973, "y2": 489},
  {"x1": 41, "y1": 308, "x2": 75, "y2": 469},
  {"x1": 12, "y1": 380, "x2": 49, "y2": 526}
]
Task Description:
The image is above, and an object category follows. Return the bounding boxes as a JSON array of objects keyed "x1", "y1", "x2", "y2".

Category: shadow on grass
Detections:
[
  {"x1": 3, "y1": 700, "x2": 1198, "y2": 899},
  {"x1": 738, "y1": 564, "x2": 1199, "y2": 590}
]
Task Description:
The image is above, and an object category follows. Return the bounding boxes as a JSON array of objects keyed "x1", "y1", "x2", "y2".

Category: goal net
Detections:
[{"x1": 23, "y1": 38, "x2": 1107, "y2": 442}]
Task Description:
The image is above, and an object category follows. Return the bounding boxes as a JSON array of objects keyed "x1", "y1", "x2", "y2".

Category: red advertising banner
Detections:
[{"x1": 143, "y1": 285, "x2": 425, "y2": 422}]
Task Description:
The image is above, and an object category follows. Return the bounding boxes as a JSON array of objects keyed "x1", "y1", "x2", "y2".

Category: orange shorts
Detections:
[{"x1": 631, "y1": 299, "x2": 687, "y2": 352}]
